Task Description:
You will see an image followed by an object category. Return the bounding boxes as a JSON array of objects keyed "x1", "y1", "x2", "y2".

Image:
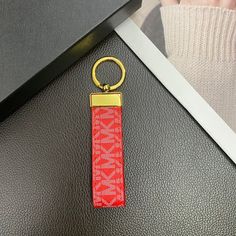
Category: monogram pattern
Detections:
[{"x1": 92, "y1": 107, "x2": 125, "y2": 208}]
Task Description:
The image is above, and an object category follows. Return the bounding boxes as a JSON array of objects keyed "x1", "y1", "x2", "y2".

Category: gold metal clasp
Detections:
[
  {"x1": 90, "y1": 92, "x2": 122, "y2": 107},
  {"x1": 90, "y1": 57, "x2": 126, "y2": 107},
  {"x1": 91, "y1": 56, "x2": 126, "y2": 92}
]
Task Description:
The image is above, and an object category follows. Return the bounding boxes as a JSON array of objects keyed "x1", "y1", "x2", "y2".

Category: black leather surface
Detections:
[
  {"x1": 0, "y1": 0, "x2": 141, "y2": 121},
  {"x1": 0, "y1": 33, "x2": 236, "y2": 236}
]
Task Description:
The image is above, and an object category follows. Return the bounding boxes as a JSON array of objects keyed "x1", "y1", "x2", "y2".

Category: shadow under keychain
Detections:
[{"x1": 90, "y1": 57, "x2": 126, "y2": 208}]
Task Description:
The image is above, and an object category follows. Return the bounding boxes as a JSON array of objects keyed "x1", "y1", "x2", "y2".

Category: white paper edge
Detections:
[{"x1": 115, "y1": 18, "x2": 236, "y2": 162}]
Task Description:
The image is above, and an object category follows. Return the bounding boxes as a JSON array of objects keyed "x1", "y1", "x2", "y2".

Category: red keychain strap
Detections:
[
  {"x1": 92, "y1": 106, "x2": 125, "y2": 208},
  {"x1": 90, "y1": 57, "x2": 126, "y2": 208}
]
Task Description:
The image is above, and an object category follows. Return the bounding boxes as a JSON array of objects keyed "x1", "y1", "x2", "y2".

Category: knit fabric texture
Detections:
[{"x1": 161, "y1": 5, "x2": 236, "y2": 132}]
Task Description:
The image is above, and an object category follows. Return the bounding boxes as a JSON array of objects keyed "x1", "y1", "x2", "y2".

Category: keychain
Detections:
[{"x1": 90, "y1": 57, "x2": 126, "y2": 208}]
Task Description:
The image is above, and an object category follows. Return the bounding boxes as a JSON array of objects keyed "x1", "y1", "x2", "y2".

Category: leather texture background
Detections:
[{"x1": 0, "y1": 33, "x2": 236, "y2": 236}]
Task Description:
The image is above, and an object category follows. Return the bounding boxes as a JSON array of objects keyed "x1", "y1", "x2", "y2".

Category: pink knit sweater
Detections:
[{"x1": 161, "y1": 6, "x2": 236, "y2": 132}]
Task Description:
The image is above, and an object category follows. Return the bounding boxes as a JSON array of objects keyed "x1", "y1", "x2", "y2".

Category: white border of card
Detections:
[{"x1": 115, "y1": 18, "x2": 236, "y2": 163}]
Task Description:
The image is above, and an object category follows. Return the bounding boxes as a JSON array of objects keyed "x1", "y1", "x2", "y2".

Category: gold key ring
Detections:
[{"x1": 92, "y1": 56, "x2": 126, "y2": 92}]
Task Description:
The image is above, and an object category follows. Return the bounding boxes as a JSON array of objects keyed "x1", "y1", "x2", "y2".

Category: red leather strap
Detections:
[{"x1": 92, "y1": 107, "x2": 125, "y2": 208}]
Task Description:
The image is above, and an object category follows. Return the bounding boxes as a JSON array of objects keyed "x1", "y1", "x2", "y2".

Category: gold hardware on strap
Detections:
[{"x1": 91, "y1": 57, "x2": 126, "y2": 92}]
